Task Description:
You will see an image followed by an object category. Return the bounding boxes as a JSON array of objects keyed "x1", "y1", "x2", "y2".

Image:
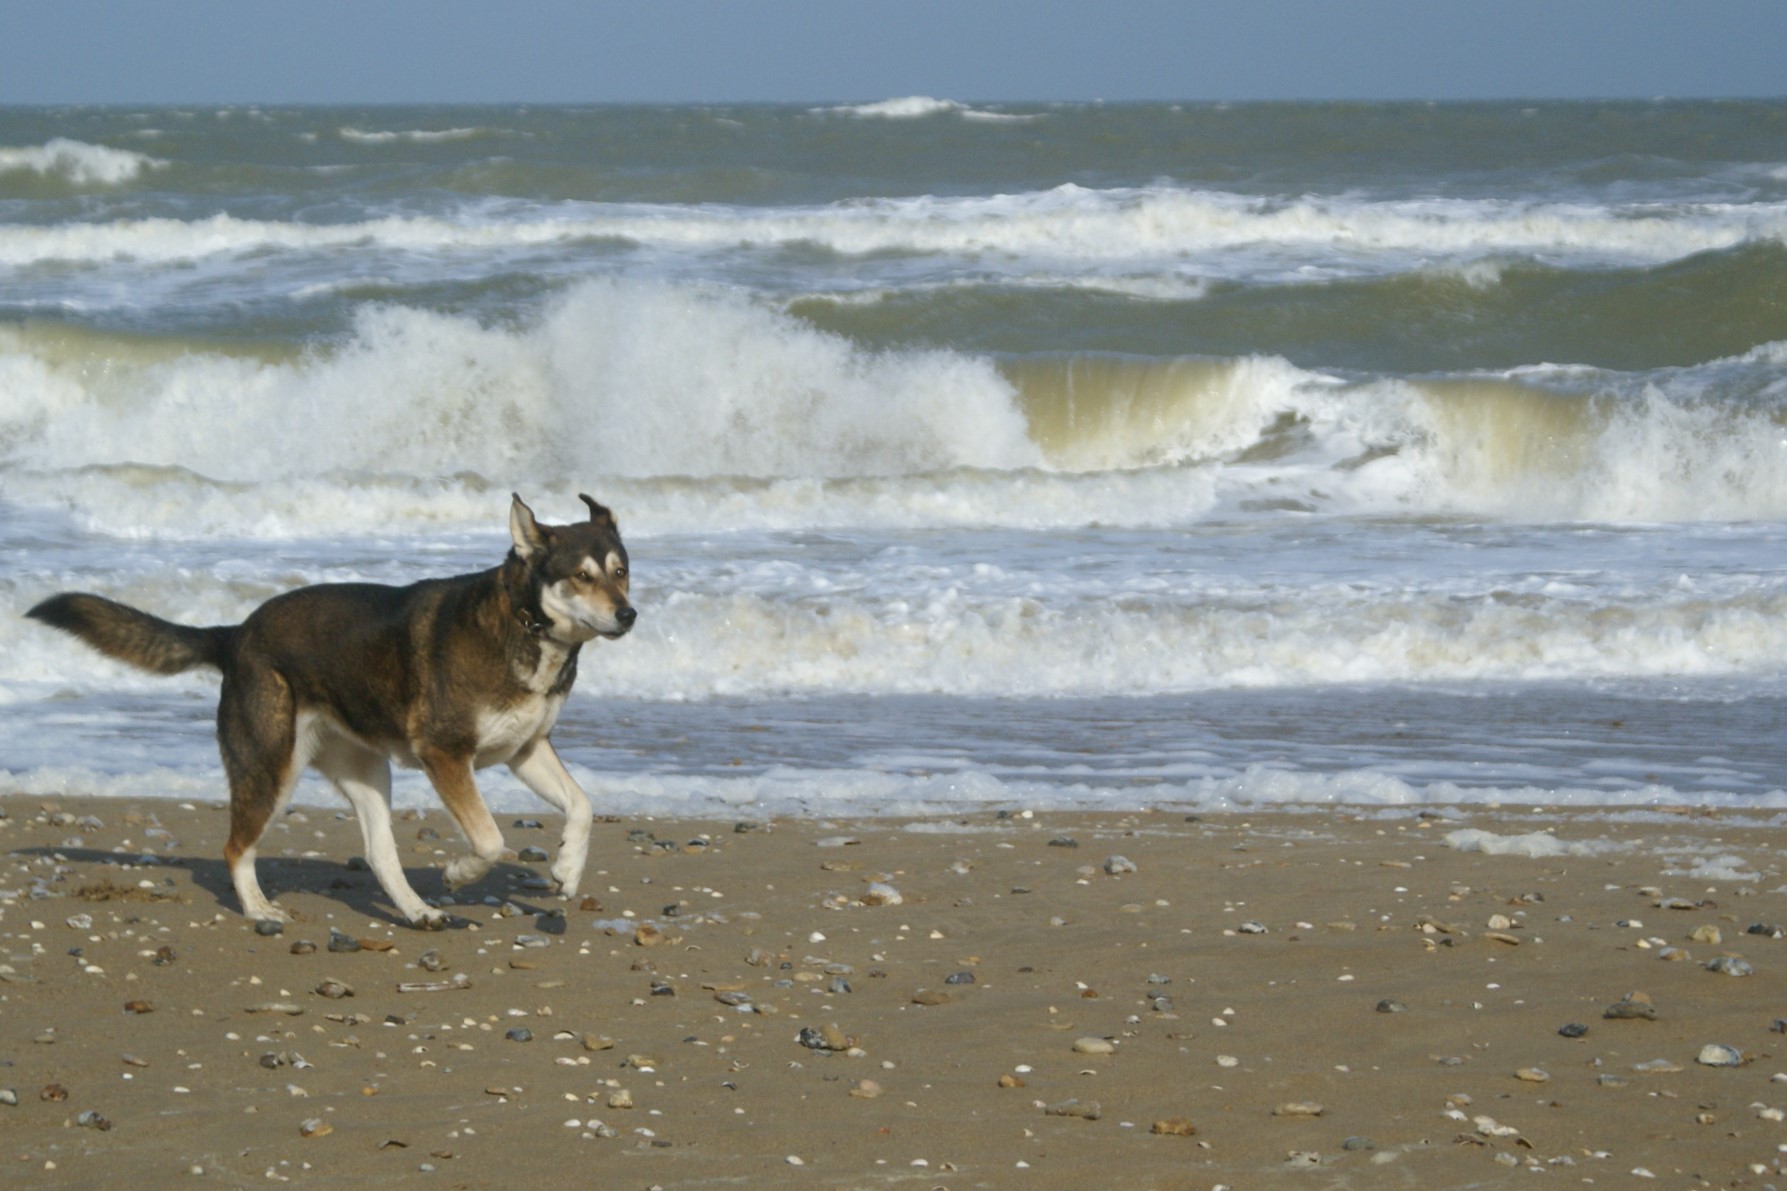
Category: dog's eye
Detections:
[
  {"x1": 613, "y1": 566, "x2": 628, "y2": 581},
  {"x1": 575, "y1": 568, "x2": 596, "y2": 584}
]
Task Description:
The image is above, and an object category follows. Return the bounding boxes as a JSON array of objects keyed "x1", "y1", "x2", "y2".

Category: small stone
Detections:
[
  {"x1": 1705, "y1": 956, "x2": 1754, "y2": 977},
  {"x1": 1689, "y1": 925, "x2": 1722, "y2": 945},
  {"x1": 1696, "y1": 1044, "x2": 1744, "y2": 1068},
  {"x1": 1237, "y1": 920, "x2": 1268, "y2": 934},
  {"x1": 606, "y1": 1088, "x2": 633, "y2": 1109},
  {"x1": 1151, "y1": 1117, "x2": 1197, "y2": 1136},
  {"x1": 314, "y1": 980, "x2": 353, "y2": 1000},
  {"x1": 505, "y1": 1027, "x2": 533, "y2": 1043},
  {"x1": 1515, "y1": 1067, "x2": 1550, "y2": 1083},
  {"x1": 289, "y1": 940, "x2": 317, "y2": 956},
  {"x1": 633, "y1": 923, "x2": 664, "y2": 947},
  {"x1": 997, "y1": 1073, "x2": 1025, "y2": 1088},
  {"x1": 849, "y1": 1079, "x2": 883, "y2": 1099},
  {"x1": 1047, "y1": 837, "x2": 1078, "y2": 849},
  {"x1": 1342, "y1": 1136, "x2": 1376, "y2": 1151},
  {"x1": 1103, "y1": 855, "x2": 1137, "y2": 875},
  {"x1": 299, "y1": 1118, "x2": 332, "y2": 1138},
  {"x1": 1558, "y1": 1022, "x2": 1589, "y2": 1038},
  {"x1": 517, "y1": 846, "x2": 549, "y2": 862},
  {"x1": 943, "y1": 970, "x2": 976, "y2": 985},
  {"x1": 911, "y1": 989, "x2": 953, "y2": 1006},
  {"x1": 418, "y1": 949, "x2": 447, "y2": 972},
  {"x1": 123, "y1": 999, "x2": 153, "y2": 1015},
  {"x1": 254, "y1": 919, "x2": 284, "y2": 937},
  {"x1": 1072, "y1": 1037, "x2": 1116, "y2": 1056},
  {"x1": 1746, "y1": 922, "x2": 1784, "y2": 938},
  {"x1": 0, "y1": 1089, "x2": 16, "y2": 1107},
  {"x1": 76, "y1": 1110, "x2": 112, "y2": 1131},
  {"x1": 1375, "y1": 999, "x2": 1406, "y2": 1014},
  {"x1": 327, "y1": 930, "x2": 361, "y2": 954}
]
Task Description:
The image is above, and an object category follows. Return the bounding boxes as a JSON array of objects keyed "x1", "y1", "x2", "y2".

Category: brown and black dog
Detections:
[{"x1": 27, "y1": 494, "x2": 633, "y2": 928}]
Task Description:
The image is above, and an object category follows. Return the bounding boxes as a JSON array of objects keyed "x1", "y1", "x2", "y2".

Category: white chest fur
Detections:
[{"x1": 474, "y1": 692, "x2": 565, "y2": 768}]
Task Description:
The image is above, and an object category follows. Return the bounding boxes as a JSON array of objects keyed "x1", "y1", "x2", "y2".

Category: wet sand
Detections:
[{"x1": 2, "y1": 793, "x2": 1785, "y2": 1189}]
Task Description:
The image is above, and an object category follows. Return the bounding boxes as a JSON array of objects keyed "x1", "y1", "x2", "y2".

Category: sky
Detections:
[{"x1": 2, "y1": 0, "x2": 1782, "y2": 106}]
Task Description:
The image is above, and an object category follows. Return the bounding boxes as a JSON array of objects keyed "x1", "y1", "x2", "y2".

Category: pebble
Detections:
[
  {"x1": 1689, "y1": 925, "x2": 1722, "y2": 945},
  {"x1": 1072, "y1": 1036, "x2": 1116, "y2": 1056},
  {"x1": 299, "y1": 1118, "x2": 332, "y2": 1138},
  {"x1": 849, "y1": 1079, "x2": 883, "y2": 1099},
  {"x1": 1375, "y1": 999, "x2": 1406, "y2": 1014},
  {"x1": 1151, "y1": 1117, "x2": 1197, "y2": 1136},
  {"x1": 1237, "y1": 920, "x2": 1268, "y2": 934},
  {"x1": 289, "y1": 940, "x2": 317, "y2": 956},
  {"x1": 517, "y1": 846, "x2": 549, "y2": 862},
  {"x1": 1696, "y1": 1044, "x2": 1744, "y2": 1068},
  {"x1": 1515, "y1": 1067, "x2": 1550, "y2": 1083},
  {"x1": 1558, "y1": 1023, "x2": 1589, "y2": 1038},
  {"x1": 314, "y1": 980, "x2": 353, "y2": 999},
  {"x1": 1342, "y1": 1136, "x2": 1376, "y2": 1151},
  {"x1": 1103, "y1": 855, "x2": 1137, "y2": 875},
  {"x1": 0, "y1": 1089, "x2": 16, "y2": 1107},
  {"x1": 418, "y1": 949, "x2": 447, "y2": 972},
  {"x1": 254, "y1": 919, "x2": 284, "y2": 937},
  {"x1": 943, "y1": 970, "x2": 976, "y2": 985},
  {"x1": 327, "y1": 929, "x2": 361, "y2": 954},
  {"x1": 505, "y1": 1027, "x2": 533, "y2": 1043},
  {"x1": 1705, "y1": 956, "x2": 1754, "y2": 977},
  {"x1": 76, "y1": 1110, "x2": 113, "y2": 1131}
]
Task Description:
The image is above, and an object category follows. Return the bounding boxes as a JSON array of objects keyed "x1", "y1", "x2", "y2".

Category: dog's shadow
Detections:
[{"x1": 9, "y1": 845, "x2": 558, "y2": 929}]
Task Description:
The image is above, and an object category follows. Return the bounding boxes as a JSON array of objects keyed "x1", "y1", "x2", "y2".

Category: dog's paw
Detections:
[
  {"x1": 411, "y1": 908, "x2": 451, "y2": 931},
  {"x1": 247, "y1": 904, "x2": 292, "y2": 925}
]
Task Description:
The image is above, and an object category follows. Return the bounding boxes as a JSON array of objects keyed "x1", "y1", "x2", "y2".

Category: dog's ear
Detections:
[
  {"x1": 579, "y1": 493, "x2": 617, "y2": 531},
  {"x1": 509, "y1": 493, "x2": 550, "y2": 559}
]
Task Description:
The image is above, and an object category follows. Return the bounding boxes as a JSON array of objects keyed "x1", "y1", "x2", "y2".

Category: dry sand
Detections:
[{"x1": 2, "y1": 793, "x2": 1785, "y2": 1189}]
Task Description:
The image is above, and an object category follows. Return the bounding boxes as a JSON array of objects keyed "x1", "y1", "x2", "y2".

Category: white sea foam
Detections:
[
  {"x1": 1444, "y1": 828, "x2": 1628, "y2": 857},
  {"x1": 824, "y1": 97, "x2": 966, "y2": 119},
  {"x1": 3, "y1": 186, "x2": 1776, "y2": 273},
  {"x1": 0, "y1": 138, "x2": 166, "y2": 186},
  {"x1": 337, "y1": 126, "x2": 491, "y2": 144}
]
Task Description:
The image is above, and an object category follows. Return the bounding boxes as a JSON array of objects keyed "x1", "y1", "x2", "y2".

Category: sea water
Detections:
[{"x1": 4, "y1": 100, "x2": 1787, "y2": 817}]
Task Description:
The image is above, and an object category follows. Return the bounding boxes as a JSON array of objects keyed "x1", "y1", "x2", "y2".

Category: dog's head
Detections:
[{"x1": 506, "y1": 493, "x2": 635, "y2": 643}]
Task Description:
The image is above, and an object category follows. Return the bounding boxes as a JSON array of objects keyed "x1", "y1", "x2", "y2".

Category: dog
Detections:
[{"x1": 26, "y1": 494, "x2": 633, "y2": 929}]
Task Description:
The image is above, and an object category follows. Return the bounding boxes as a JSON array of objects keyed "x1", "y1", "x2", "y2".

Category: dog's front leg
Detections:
[
  {"x1": 508, "y1": 738, "x2": 592, "y2": 899},
  {"x1": 422, "y1": 749, "x2": 508, "y2": 892}
]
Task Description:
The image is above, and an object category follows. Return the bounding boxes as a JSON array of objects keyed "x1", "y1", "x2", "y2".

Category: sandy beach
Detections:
[{"x1": 2, "y1": 794, "x2": 1784, "y2": 1189}]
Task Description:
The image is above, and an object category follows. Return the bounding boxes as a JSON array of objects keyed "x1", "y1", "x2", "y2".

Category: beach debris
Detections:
[
  {"x1": 997, "y1": 1073, "x2": 1025, "y2": 1088},
  {"x1": 1151, "y1": 1117, "x2": 1197, "y2": 1136},
  {"x1": 289, "y1": 939, "x2": 317, "y2": 955},
  {"x1": 1342, "y1": 1136, "x2": 1376, "y2": 1151},
  {"x1": 1045, "y1": 1098, "x2": 1102, "y2": 1120},
  {"x1": 76, "y1": 1110, "x2": 112, "y2": 1131},
  {"x1": 247, "y1": 1001, "x2": 305, "y2": 1015},
  {"x1": 859, "y1": 882, "x2": 902, "y2": 906},
  {"x1": 911, "y1": 988, "x2": 953, "y2": 1006},
  {"x1": 314, "y1": 980, "x2": 353, "y2": 999},
  {"x1": 1047, "y1": 837, "x2": 1078, "y2": 849},
  {"x1": 1633, "y1": 1059, "x2": 1683, "y2": 1074},
  {"x1": 397, "y1": 972, "x2": 472, "y2": 993},
  {"x1": 606, "y1": 1088, "x2": 633, "y2": 1110},
  {"x1": 1285, "y1": 1151, "x2": 1323, "y2": 1166},
  {"x1": 327, "y1": 930, "x2": 360, "y2": 953},
  {"x1": 1274, "y1": 1102, "x2": 1326, "y2": 1118},
  {"x1": 849, "y1": 1079, "x2": 883, "y2": 1099},
  {"x1": 1237, "y1": 920, "x2": 1268, "y2": 935},
  {"x1": 1103, "y1": 855, "x2": 1137, "y2": 875},
  {"x1": 1705, "y1": 956, "x2": 1754, "y2": 977},
  {"x1": 517, "y1": 846, "x2": 548, "y2": 862},
  {"x1": 943, "y1": 970, "x2": 976, "y2": 985},
  {"x1": 633, "y1": 923, "x2": 664, "y2": 947},
  {"x1": 1696, "y1": 1044, "x2": 1744, "y2": 1068},
  {"x1": 1604, "y1": 995, "x2": 1658, "y2": 1021},
  {"x1": 1072, "y1": 1036, "x2": 1116, "y2": 1056},
  {"x1": 1689, "y1": 924, "x2": 1722, "y2": 945},
  {"x1": 417, "y1": 949, "x2": 447, "y2": 972},
  {"x1": 254, "y1": 919, "x2": 284, "y2": 937},
  {"x1": 0, "y1": 1090, "x2": 16, "y2": 1107},
  {"x1": 796, "y1": 1024, "x2": 853, "y2": 1052},
  {"x1": 299, "y1": 1118, "x2": 332, "y2": 1138},
  {"x1": 1376, "y1": 999, "x2": 1407, "y2": 1014},
  {"x1": 1746, "y1": 922, "x2": 1785, "y2": 938},
  {"x1": 41, "y1": 1083, "x2": 68, "y2": 1102},
  {"x1": 1558, "y1": 1023, "x2": 1589, "y2": 1038},
  {"x1": 505, "y1": 1027, "x2": 532, "y2": 1043},
  {"x1": 123, "y1": 999, "x2": 153, "y2": 1015},
  {"x1": 1515, "y1": 1067, "x2": 1550, "y2": 1083}
]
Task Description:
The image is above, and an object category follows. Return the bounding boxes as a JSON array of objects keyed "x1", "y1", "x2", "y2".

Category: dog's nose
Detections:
[{"x1": 615, "y1": 606, "x2": 637, "y2": 628}]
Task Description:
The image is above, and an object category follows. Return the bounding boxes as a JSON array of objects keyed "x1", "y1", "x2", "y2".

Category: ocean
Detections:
[{"x1": 4, "y1": 98, "x2": 1787, "y2": 819}]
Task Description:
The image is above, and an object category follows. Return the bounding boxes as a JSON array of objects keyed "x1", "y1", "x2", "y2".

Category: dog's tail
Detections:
[{"x1": 27, "y1": 593, "x2": 232, "y2": 675}]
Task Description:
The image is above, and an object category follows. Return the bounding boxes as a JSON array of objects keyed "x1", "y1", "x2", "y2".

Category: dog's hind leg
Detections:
[
  {"x1": 508, "y1": 739, "x2": 592, "y2": 899},
  {"x1": 217, "y1": 667, "x2": 306, "y2": 923},
  {"x1": 422, "y1": 750, "x2": 508, "y2": 892},
  {"x1": 315, "y1": 740, "x2": 447, "y2": 930}
]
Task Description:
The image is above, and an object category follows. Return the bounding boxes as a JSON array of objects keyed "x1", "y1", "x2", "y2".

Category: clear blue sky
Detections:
[{"x1": 3, "y1": 0, "x2": 1782, "y2": 105}]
